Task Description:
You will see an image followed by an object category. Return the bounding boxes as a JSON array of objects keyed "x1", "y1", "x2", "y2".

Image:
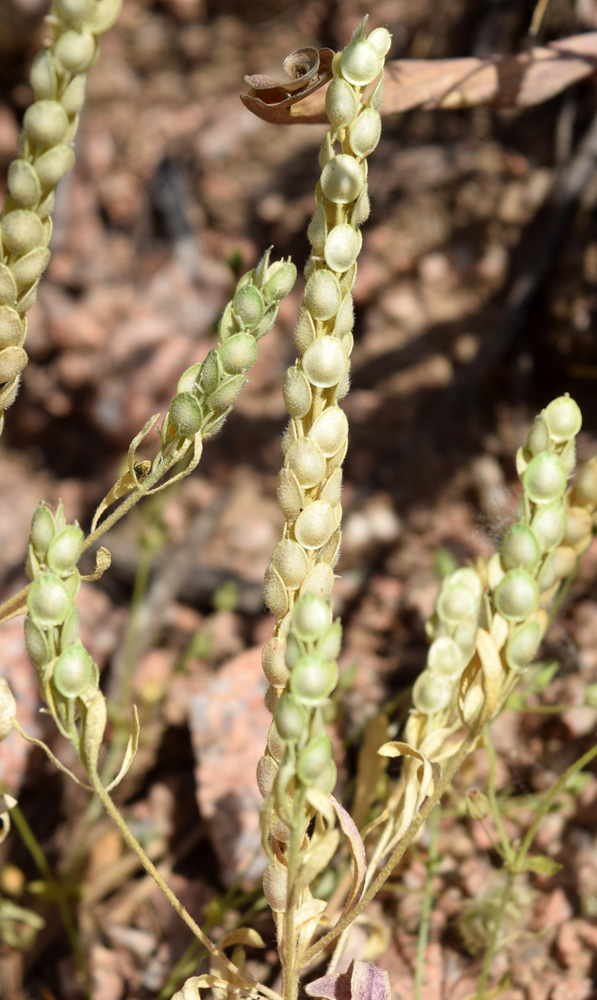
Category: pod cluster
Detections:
[
  {"x1": 162, "y1": 250, "x2": 296, "y2": 447},
  {"x1": 24, "y1": 501, "x2": 99, "y2": 726},
  {"x1": 259, "y1": 20, "x2": 391, "y2": 832},
  {"x1": 0, "y1": 0, "x2": 122, "y2": 436}
]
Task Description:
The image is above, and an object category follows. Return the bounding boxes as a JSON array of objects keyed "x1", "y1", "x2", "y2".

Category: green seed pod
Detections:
[
  {"x1": 505, "y1": 620, "x2": 541, "y2": 670},
  {"x1": 453, "y1": 623, "x2": 477, "y2": 662},
  {"x1": 313, "y1": 621, "x2": 341, "y2": 663},
  {"x1": 291, "y1": 655, "x2": 338, "y2": 705},
  {"x1": 449, "y1": 567, "x2": 483, "y2": 599},
  {"x1": 325, "y1": 77, "x2": 359, "y2": 129},
  {"x1": 531, "y1": 502, "x2": 566, "y2": 551},
  {"x1": 572, "y1": 458, "x2": 597, "y2": 508},
  {"x1": 277, "y1": 468, "x2": 304, "y2": 522},
  {"x1": 53, "y1": 643, "x2": 94, "y2": 698},
  {"x1": 30, "y1": 51, "x2": 57, "y2": 100},
  {"x1": 312, "y1": 757, "x2": 337, "y2": 794},
  {"x1": 368, "y1": 27, "x2": 392, "y2": 58},
  {"x1": 24, "y1": 616, "x2": 50, "y2": 667},
  {"x1": 309, "y1": 406, "x2": 349, "y2": 459},
  {"x1": 349, "y1": 108, "x2": 382, "y2": 158},
  {"x1": 272, "y1": 538, "x2": 309, "y2": 590},
  {"x1": 304, "y1": 269, "x2": 342, "y2": 322},
  {"x1": 294, "y1": 307, "x2": 317, "y2": 352},
  {"x1": 526, "y1": 415, "x2": 550, "y2": 455},
  {"x1": 168, "y1": 392, "x2": 203, "y2": 437},
  {"x1": 0, "y1": 306, "x2": 24, "y2": 347},
  {"x1": 2, "y1": 211, "x2": 44, "y2": 255},
  {"x1": 27, "y1": 573, "x2": 71, "y2": 628},
  {"x1": 302, "y1": 338, "x2": 347, "y2": 388},
  {"x1": 299, "y1": 562, "x2": 335, "y2": 604},
  {"x1": 262, "y1": 637, "x2": 290, "y2": 686},
  {"x1": 494, "y1": 569, "x2": 539, "y2": 621},
  {"x1": 501, "y1": 523, "x2": 541, "y2": 571},
  {"x1": 351, "y1": 188, "x2": 371, "y2": 227},
  {"x1": 30, "y1": 502, "x2": 55, "y2": 558},
  {"x1": 564, "y1": 506, "x2": 592, "y2": 548},
  {"x1": 324, "y1": 224, "x2": 360, "y2": 273},
  {"x1": 8, "y1": 160, "x2": 41, "y2": 208},
  {"x1": 264, "y1": 565, "x2": 289, "y2": 619},
  {"x1": 233, "y1": 285, "x2": 264, "y2": 327},
  {"x1": 523, "y1": 453, "x2": 567, "y2": 504},
  {"x1": 60, "y1": 75, "x2": 87, "y2": 117},
  {"x1": 285, "y1": 632, "x2": 303, "y2": 669},
  {"x1": 307, "y1": 203, "x2": 328, "y2": 255},
  {"x1": 55, "y1": 29, "x2": 96, "y2": 74},
  {"x1": 206, "y1": 374, "x2": 246, "y2": 411},
  {"x1": 219, "y1": 333, "x2": 258, "y2": 374},
  {"x1": 54, "y1": 0, "x2": 95, "y2": 22},
  {"x1": 11, "y1": 247, "x2": 51, "y2": 292},
  {"x1": 200, "y1": 348, "x2": 221, "y2": 394},
  {"x1": 283, "y1": 365, "x2": 312, "y2": 418},
  {"x1": 275, "y1": 694, "x2": 308, "y2": 742},
  {"x1": 47, "y1": 524, "x2": 84, "y2": 576},
  {"x1": 559, "y1": 437, "x2": 576, "y2": 476},
  {"x1": 340, "y1": 39, "x2": 381, "y2": 86},
  {"x1": 321, "y1": 154, "x2": 365, "y2": 204},
  {"x1": 544, "y1": 394, "x2": 582, "y2": 443},
  {"x1": 413, "y1": 671, "x2": 452, "y2": 714},
  {"x1": 60, "y1": 605, "x2": 80, "y2": 650},
  {"x1": 34, "y1": 145, "x2": 76, "y2": 190},
  {"x1": 286, "y1": 438, "x2": 326, "y2": 489},
  {"x1": 536, "y1": 552, "x2": 557, "y2": 592},
  {"x1": 436, "y1": 583, "x2": 477, "y2": 626},
  {"x1": 291, "y1": 595, "x2": 332, "y2": 641},
  {"x1": 295, "y1": 501, "x2": 336, "y2": 550},
  {"x1": 0, "y1": 680, "x2": 16, "y2": 741},
  {"x1": 62, "y1": 569, "x2": 81, "y2": 603},
  {"x1": 23, "y1": 101, "x2": 69, "y2": 147},
  {"x1": 176, "y1": 362, "x2": 202, "y2": 394},
  {"x1": 297, "y1": 734, "x2": 334, "y2": 782},
  {"x1": 427, "y1": 636, "x2": 463, "y2": 678},
  {"x1": 262, "y1": 260, "x2": 297, "y2": 302}
]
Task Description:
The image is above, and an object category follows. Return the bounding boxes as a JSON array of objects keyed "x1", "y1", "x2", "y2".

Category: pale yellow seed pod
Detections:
[
  {"x1": 352, "y1": 188, "x2": 371, "y2": 227},
  {"x1": 368, "y1": 26, "x2": 392, "y2": 58},
  {"x1": 12, "y1": 248, "x2": 51, "y2": 292},
  {"x1": 564, "y1": 506, "x2": 592, "y2": 547},
  {"x1": 263, "y1": 859, "x2": 288, "y2": 912},
  {"x1": 267, "y1": 720, "x2": 286, "y2": 761},
  {"x1": 264, "y1": 683, "x2": 281, "y2": 715},
  {"x1": 54, "y1": 0, "x2": 95, "y2": 22},
  {"x1": 307, "y1": 203, "x2": 328, "y2": 255},
  {"x1": 0, "y1": 346, "x2": 27, "y2": 382},
  {"x1": 0, "y1": 307, "x2": 25, "y2": 347},
  {"x1": 30, "y1": 51, "x2": 57, "y2": 100},
  {"x1": 272, "y1": 538, "x2": 310, "y2": 589},
  {"x1": 55, "y1": 29, "x2": 96, "y2": 74},
  {"x1": 8, "y1": 160, "x2": 41, "y2": 208},
  {"x1": 319, "y1": 527, "x2": 341, "y2": 567},
  {"x1": 326, "y1": 437, "x2": 348, "y2": 474},
  {"x1": 283, "y1": 365, "x2": 312, "y2": 418},
  {"x1": 286, "y1": 438, "x2": 327, "y2": 489},
  {"x1": 277, "y1": 468, "x2": 304, "y2": 522},
  {"x1": 413, "y1": 671, "x2": 452, "y2": 714},
  {"x1": 302, "y1": 338, "x2": 348, "y2": 388},
  {"x1": 2, "y1": 211, "x2": 44, "y2": 255},
  {"x1": 295, "y1": 501, "x2": 335, "y2": 550},
  {"x1": 60, "y1": 75, "x2": 87, "y2": 118},
  {"x1": 319, "y1": 467, "x2": 342, "y2": 505},
  {"x1": 294, "y1": 307, "x2": 317, "y2": 353},
  {"x1": 24, "y1": 101, "x2": 69, "y2": 147},
  {"x1": 321, "y1": 154, "x2": 365, "y2": 204},
  {"x1": 300, "y1": 562, "x2": 334, "y2": 603},
  {"x1": 82, "y1": 690, "x2": 107, "y2": 772},
  {"x1": 17, "y1": 283, "x2": 39, "y2": 314},
  {"x1": 334, "y1": 292, "x2": 355, "y2": 336},
  {"x1": 460, "y1": 679, "x2": 485, "y2": 728},
  {"x1": 34, "y1": 146, "x2": 75, "y2": 193},
  {"x1": 264, "y1": 565, "x2": 289, "y2": 619},
  {"x1": 0, "y1": 679, "x2": 16, "y2": 741},
  {"x1": 304, "y1": 269, "x2": 342, "y2": 321},
  {"x1": 309, "y1": 406, "x2": 349, "y2": 458},
  {"x1": 349, "y1": 108, "x2": 382, "y2": 158},
  {"x1": 262, "y1": 638, "x2": 290, "y2": 686},
  {"x1": 325, "y1": 77, "x2": 359, "y2": 129},
  {"x1": 340, "y1": 39, "x2": 381, "y2": 87},
  {"x1": 553, "y1": 544, "x2": 577, "y2": 579},
  {"x1": 324, "y1": 224, "x2": 360, "y2": 272},
  {"x1": 256, "y1": 753, "x2": 278, "y2": 798}
]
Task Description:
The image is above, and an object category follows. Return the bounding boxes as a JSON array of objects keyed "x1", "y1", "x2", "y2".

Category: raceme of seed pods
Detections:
[
  {"x1": 0, "y1": 0, "x2": 122, "y2": 437},
  {"x1": 256, "y1": 18, "x2": 392, "y2": 920}
]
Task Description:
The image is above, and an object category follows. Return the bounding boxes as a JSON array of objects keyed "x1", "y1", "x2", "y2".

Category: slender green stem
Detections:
[
  {"x1": 485, "y1": 734, "x2": 513, "y2": 862},
  {"x1": 283, "y1": 788, "x2": 306, "y2": 1000},
  {"x1": 475, "y1": 868, "x2": 515, "y2": 1000},
  {"x1": 413, "y1": 804, "x2": 441, "y2": 1000}
]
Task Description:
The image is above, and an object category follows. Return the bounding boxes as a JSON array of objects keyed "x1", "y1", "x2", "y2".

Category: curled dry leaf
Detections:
[
  {"x1": 241, "y1": 47, "x2": 334, "y2": 124},
  {"x1": 243, "y1": 33, "x2": 597, "y2": 124},
  {"x1": 306, "y1": 959, "x2": 391, "y2": 1000},
  {"x1": 330, "y1": 795, "x2": 367, "y2": 916},
  {"x1": 0, "y1": 792, "x2": 17, "y2": 845}
]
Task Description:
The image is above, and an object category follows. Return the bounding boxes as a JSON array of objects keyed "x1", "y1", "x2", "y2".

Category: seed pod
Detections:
[
  {"x1": 321, "y1": 155, "x2": 365, "y2": 204},
  {"x1": 33, "y1": 145, "x2": 76, "y2": 190},
  {"x1": 494, "y1": 569, "x2": 539, "y2": 621},
  {"x1": 553, "y1": 544, "x2": 577, "y2": 579},
  {"x1": 30, "y1": 503, "x2": 55, "y2": 558},
  {"x1": 264, "y1": 684, "x2": 281, "y2": 716},
  {"x1": 526, "y1": 415, "x2": 550, "y2": 455},
  {"x1": 60, "y1": 606, "x2": 80, "y2": 650},
  {"x1": 501, "y1": 523, "x2": 541, "y2": 571},
  {"x1": 437, "y1": 583, "x2": 477, "y2": 626},
  {"x1": 560, "y1": 437, "x2": 576, "y2": 475},
  {"x1": 340, "y1": 39, "x2": 381, "y2": 86},
  {"x1": 168, "y1": 392, "x2": 203, "y2": 437},
  {"x1": 351, "y1": 188, "x2": 371, "y2": 227},
  {"x1": 505, "y1": 620, "x2": 541, "y2": 670},
  {"x1": 324, "y1": 224, "x2": 360, "y2": 273},
  {"x1": 0, "y1": 346, "x2": 27, "y2": 383},
  {"x1": 427, "y1": 636, "x2": 463, "y2": 678},
  {"x1": 283, "y1": 365, "x2": 312, "y2": 418},
  {"x1": 307, "y1": 203, "x2": 328, "y2": 255},
  {"x1": 206, "y1": 374, "x2": 246, "y2": 411},
  {"x1": 311, "y1": 407, "x2": 350, "y2": 459},
  {"x1": 176, "y1": 362, "x2": 202, "y2": 394},
  {"x1": 316, "y1": 621, "x2": 342, "y2": 662},
  {"x1": 8, "y1": 160, "x2": 41, "y2": 208},
  {"x1": 219, "y1": 333, "x2": 258, "y2": 374},
  {"x1": 263, "y1": 859, "x2": 288, "y2": 912},
  {"x1": 299, "y1": 562, "x2": 335, "y2": 603},
  {"x1": 334, "y1": 293, "x2": 355, "y2": 337},
  {"x1": 24, "y1": 616, "x2": 50, "y2": 667},
  {"x1": 319, "y1": 468, "x2": 343, "y2": 505},
  {"x1": 266, "y1": 720, "x2": 286, "y2": 760},
  {"x1": 256, "y1": 753, "x2": 277, "y2": 798},
  {"x1": 544, "y1": 394, "x2": 582, "y2": 443},
  {"x1": 47, "y1": 524, "x2": 84, "y2": 576},
  {"x1": 82, "y1": 690, "x2": 107, "y2": 772},
  {"x1": 2, "y1": 211, "x2": 44, "y2": 255},
  {"x1": 272, "y1": 539, "x2": 309, "y2": 590},
  {"x1": 62, "y1": 569, "x2": 81, "y2": 603},
  {"x1": 277, "y1": 468, "x2": 304, "y2": 522},
  {"x1": 303, "y1": 338, "x2": 347, "y2": 388},
  {"x1": 413, "y1": 671, "x2": 452, "y2": 713},
  {"x1": 297, "y1": 734, "x2": 333, "y2": 782},
  {"x1": 262, "y1": 638, "x2": 290, "y2": 686},
  {"x1": 264, "y1": 565, "x2": 289, "y2": 619},
  {"x1": 0, "y1": 264, "x2": 17, "y2": 306},
  {"x1": 312, "y1": 758, "x2": 337, "y2": 794},
  {"x1": 12, "y1": 247, "x2": 51, "y2": 291},
  {"x1": 286, "y1": 438, "x2": 326, "y2": 489},
  {"x1": 320, "y1": 526, "x2": 341, "y2": 567},
  {"x1": 275, "y1": 694, "x2": 308, "y2": 742},
  {"x1": 572, "y1": 458, "x2": 597, "y2": 508},
  {"x1": 531, "y1": 502, "x2": 566, "y2": 551},
  {"x1": 523, "y1": 453, "x2": 567, "y2": 504},
  {"x1": 24, "y1": 101, "x2": 69, "y2": 147},
  {"x1": 233, "y1": 285, "x2": 264, "y2": 327},
  {"x1": 291, "y1": 595, "x2": 332, "y2": 641},
  {"x1": 30, "y1": 51, "x2": 57, "y2": 100},
  {"x1": 294, "y1": 307, "x2": 317, "y2": 352},
  {"x1": 290, "y1": 653, "x2": 338, "y2": 708},
  {"x1": 304, "y1": 269, "x2": 342, "y2": 322},
  {"x1": 0, "y1": 680, "x2": 16, "y2": 741},
  {"x1": 200, "y1": 348, "x2": 221, "y2": 394},
  {"x1": 0, "y1": 307, "x2": 24, "y2": 347},
  {"x1": 54, "y1": 0, "x2": 95, "y2": 22},
  {"x1": 55, "y1": 29, "x2": 96, "y2": 74},
  {"x1": 27, "y1": 573, "x2": 71, "y2": 628},
  {"x1": 86, "y1": 0, "x2": 122, "y2": 34},
  {"x1": 262, "y1": 260, "x2": 297, "y2": 302},
  {"x1": 285, "y1": 632, "x2": 303, "y2": 669},
  {"x1": 450, "y1": 567, "x2": 483, "y2": 600},
  {"x1": 368, "y1": 26, "x2": 392, "y2": 57},
  {"x1": 53, "y1": 643, "x2": 95, "y2": 698},
  {"x1": 325, "y1": 78, "x2": 359, "y2": 129},
  {"x1": 536, "y1": 551, "x2": 557, "y2": 592},
  {"x1": 453, "y1": 623, "x2": 477, "y2": 662},
  {"x1": 349, "y1": 108, "x2": 382, "y2": 157},
  {"x1": 564, "y1": 506, "x2": 592, "y2": 547},
  {"x1": 295, "y1": 501, "x2": 336, "y2": 549}
]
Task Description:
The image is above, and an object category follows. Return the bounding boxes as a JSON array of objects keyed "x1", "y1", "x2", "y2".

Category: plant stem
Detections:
[
  {"x1": 413, "y1": 804, "x2": 441, "y2": 1000},
  {"x1": 475, "y1": 868, "x2": 515, "y2": 1000},
  {"x1": 485, "y1": 733, "x2": 513, "y2": 862}
]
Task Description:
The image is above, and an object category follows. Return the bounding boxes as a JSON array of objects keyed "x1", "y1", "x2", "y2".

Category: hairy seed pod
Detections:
[
  {"x1": 24, "y1": 101, "x2": 69, "y2": 147},
  {"x1": 206, "y1": 374, "x2": 246, "y2": 411},
  {"x1": 219, "y1": 333, "x2": 258, "y2": 374},
  {"x1": 340, "y1": 39, "x2": 380, "y2": 86},
  {"x1": 54, "y1": 0, "x2": 95, "y2": 22},
  {"x1": 263, "y1": 260, "x2": 297, "y2": 302},
  {"x1": 286, "y1": 438, "x2": 326, "y2": 489},
  {"x1": 264, "y1": 684, "x2": 281, "y2": 716},
  {"x1": 53, "y1": 643, "x2": 94, "y2": 698},
  {"x1": 437, "y1": 583, "x2": 477, "y2": 626},
  {"x1": 501, "y1": 523, "x2": 541, "y2": 571},
  {"x1": 351, "y1": 188, "x2": 371, "y2": 227},
  {"x1": 2, "y1": 211, "x2": 44, "y2": 255},
  {"x1": 298, "y1": 734, "x2": 333, "y2": 783},
  {"x1": 283, "y1": 365, "x2": 312, "y2": 418},
  {"x1": 292, "y1": 655, "x2": 337, "y2": 706},
  {"x1": 177, "y1": 362, "x2": 202, "y2": 394},
  {"x1": 272, "y1": 538, "x2": 309, "y2": 589},
  {"x1": 34, "y1": 145, "x2": 76, "y2": 190},
  {"x1": 266, "y1": 720, "x2": 286, "y2": 760},
  {"x1": 564, "y1": 506, "x2": 592, "y2": 547},
  {"x1": 275, "y1": 694, "x2": 308, "y2": 742},
  {"x1": 24, "y1": 616, "x2": 49, "y2": 667},
  {"x1": 0, "y1": 346, "x2": 27, "y2": 383},
  {"x1": 494, "y1": 569, "x2": 539, "y2": 621},
  {"x1": 526, "y1": 415, "x2": 550, "y2": 455},
  {"x1": 263, "y1": 859, "x2": 288, "y2": 912},
  {"x1": 262, "y1": 638, "x2": 290, "y2": 686},
  {"x1": 30, "y1": 51, "x2": 57, "y2": 100},
  {"x1": 505, "y1": 620, "x2": 541, "y2": 671},
  {"x1": 303, "y1": 338, "x2": 347, "y2": 387},
  {"x1": 47, "y1": 524, "x2": 84, "y2": 576},
  {"x1": 319, "y1": 468, "x2": 343, "y2": 505},
  {"x1": 334, "y1": 293, "x2": 355, "y2": 338},
  {"x1": 544, "y1": 394, "x2": 581, "y2": 443},
  {"x1": 349, "y1": 108, "x2": 382, "y2": 157},
  {"x1": 531, "y1": 502, "x2": 566, "y2": 551},
  {"x1": 523, "y1": 453, "x2": 567, "y2": 504},
  {"x1": 62, "y1": 568, "x2": 81, "y2": 603},
  {"x1": 300, "y1": 562, "x2": 334, "y2": 603},
  {"x1": 325, "y1": 77, "x2": 359, "y2": 128},
  {"x1": 82, "y1": 690, "x2": 107, "y2": 771},
  {"x1": 30, "y1": 503, "x2": 55, "y2": 558},
  {"x1": 8, "y1": 160, "x2": 41, "y2": 208},
  {"x1": 324, "y1": 224, "x2": 360, "y2": 272},
  {"x1": 233, "y1": 285, "x2": 264, "y2": 327},
  {"x1": 427, "y1": 636, "x2": 463, "y2": 678},
  {"x1": 321, "y1": 154, "x2": 365, "y2": 204},
  {"x1": 0, "y1": 306, "x2": 24, "y2": 347},
  {"x1": 320, "y1": 526, "x2": 341, "y2": 567},
  {"x1": 168, "y1": 392, "x2": 203, "y2": 437},
  {"x1": 264, "y1": 565, "x2": 289, "y2": 619},
  {"x1": 304, "y1": 269, "x2": 342, "y2": 321},
  {"x1": 292, "y1": 594, "x2": 332, "y2": 641},
  {"x1": 368, "y1": 26, "x2": 392, "y2": 57},
  {"x1": 294, "y1": 307, "x2": 317, "y2": 352},
  {"x1": 277, "y1": 468, "x2": 304, "y2": 522},
  {"x1": 55, "y1": 29, "x2": 96, "y2": 73},
  {"x1": 12, "y1": 248, "x2": 51, "y2": 291},
  {"x1": 28, "y1": 573, "x2": 71, "y2": 628},
  {"x1": 295, "y1": 501, "x2": 336, "y2": 549},
  {"x1": 0, "y1": 264, "x2": 18, "y2": 306},
  {"x1": 413, "y1": 671, "x2": 452, "y2": 714},
  {"x1": 200, "y1": 349, "x2": 221, "y2": 393},
  {"x1": 0, "y1": 680, "x2": 16, "y2": 741},
  {"x1": 307, "y1": 203, "x2": 328, "y2": 254},
  {"x1": 60, "y1": 606, "x2": 80, "y2": 650},
  {"x1": 256, "y1": 753, "x2": 277, "y2": 798}
]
